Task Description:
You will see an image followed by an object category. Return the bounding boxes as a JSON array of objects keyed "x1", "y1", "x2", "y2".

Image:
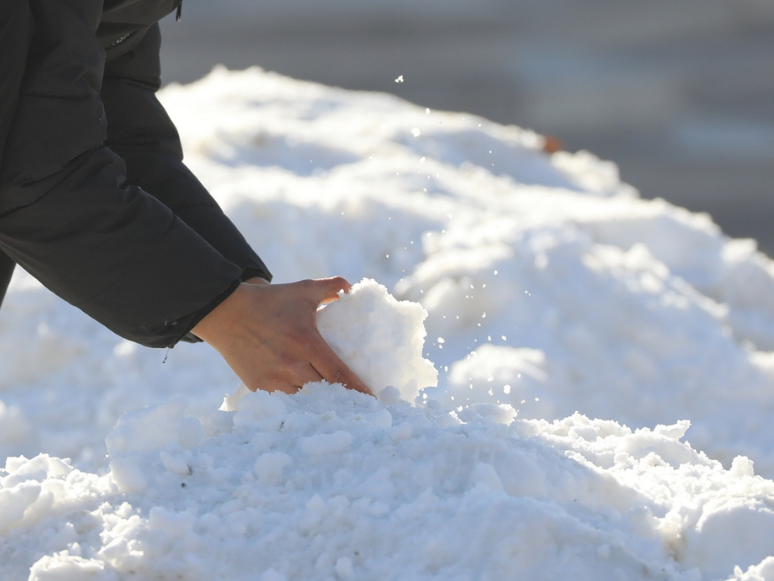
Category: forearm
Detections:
[
  {"x1": 0, "y1": 2, "x2": 34, "y2": 170},
  {"x1": 107, "y1": 146, "x2": 271, "y2": 283},
  {"x1": 0, "y1": 146, "x2": 243, "y2": 348},
  {"x1": 100, "y1": 25, "x2": 271, "y2": 283}
]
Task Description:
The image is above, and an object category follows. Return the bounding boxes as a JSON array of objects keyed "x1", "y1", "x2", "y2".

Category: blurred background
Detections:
[{"x1": 159, "y1": 0, "x2": 774, "y2": 255}]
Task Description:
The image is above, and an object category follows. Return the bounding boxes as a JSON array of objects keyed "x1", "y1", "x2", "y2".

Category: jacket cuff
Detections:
[{"x1": 176, "y1": 277, "x2": 242, "y2": 345}]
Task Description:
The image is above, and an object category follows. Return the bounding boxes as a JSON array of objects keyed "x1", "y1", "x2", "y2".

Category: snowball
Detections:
[{"x1": 317, "y1": 278, "x2": 438, "y2": 402}]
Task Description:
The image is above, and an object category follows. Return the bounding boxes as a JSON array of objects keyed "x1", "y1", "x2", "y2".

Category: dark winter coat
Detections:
[{"x1": 0, "y1": 0, "x2": 271, "y2": 348}]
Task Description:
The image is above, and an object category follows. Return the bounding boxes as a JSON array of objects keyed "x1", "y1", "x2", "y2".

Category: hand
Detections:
[{"x1": 192, "y1": 276, "x2": 373, "y2": 396}]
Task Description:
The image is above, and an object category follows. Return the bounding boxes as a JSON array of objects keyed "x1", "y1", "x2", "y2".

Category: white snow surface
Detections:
[{"x1": 2, "y1": 67, "x2": 774, "y2": 579}]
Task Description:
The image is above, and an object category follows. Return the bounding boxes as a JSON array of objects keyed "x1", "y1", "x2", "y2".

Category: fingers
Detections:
[
  {"x1": 303, "y1": 279, "x2": 373, "y2": 396},
  {"x1": 248, "y1": 364, "x2": 323, "y2": 394},
  {"x1": 196, "y1": 275, "x2": 373, "y2": 398},
  {"x1": 306, "y1": 276, "x2": 351, "y2": 305},
  {"x1": 296, "y1": 363, "x2": 324, "y2": 387},
  {"x1": 309, "y1": 334, "x2": 373, "y2": 396}
]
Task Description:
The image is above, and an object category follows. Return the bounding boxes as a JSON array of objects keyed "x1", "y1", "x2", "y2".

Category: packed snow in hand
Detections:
[
  {"x1": 3, "y1": 67, "x2": 774, "y2": 580},
  {"x1": 317, "y1": 278, "x2": 438, "y2": 402}
]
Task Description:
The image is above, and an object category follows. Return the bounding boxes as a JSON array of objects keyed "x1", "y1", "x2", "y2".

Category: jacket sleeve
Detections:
[
  {"x1": 0, "y1": 1, "x2": 34, "y2": 174},
  {"x1": 0, "y1": 2, "x2": 34, "y2": 309},
  {"x1": 0, "y1": 9, "x2": 264, "y2": 348},
  {"x1": 101, "y1": 24, "x2": 272, "y2": 285}
]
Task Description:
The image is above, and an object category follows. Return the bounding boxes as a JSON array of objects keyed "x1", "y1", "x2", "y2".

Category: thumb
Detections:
[{"x1": 306, "y1": 276, "x2": 352, "y2": 305}]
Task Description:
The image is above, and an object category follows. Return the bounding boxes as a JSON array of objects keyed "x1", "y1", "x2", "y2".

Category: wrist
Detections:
[
  {"x1": 191, "y1": 282, "x2": 250, "y2": 345},
  {"x1": 244, "y1": 277, "x2": 270, "y2": 285}
]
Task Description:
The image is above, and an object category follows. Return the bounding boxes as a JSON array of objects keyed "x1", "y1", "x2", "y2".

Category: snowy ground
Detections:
[{"x1": 3, "y1": 68, "x2": 774, "y2": 580}]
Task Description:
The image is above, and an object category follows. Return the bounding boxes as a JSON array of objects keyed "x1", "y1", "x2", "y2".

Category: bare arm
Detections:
[{"x1": 193, "y1": 277, "x2": 372, "y2": 396}]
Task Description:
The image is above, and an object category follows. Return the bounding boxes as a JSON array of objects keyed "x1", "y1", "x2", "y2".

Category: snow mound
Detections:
[
  {"x1": 4, "y1": 389, "x2": 774, "y2": 581},
  {"x1": 3, "y1": 67, "x2": 774, "y2": 579}
]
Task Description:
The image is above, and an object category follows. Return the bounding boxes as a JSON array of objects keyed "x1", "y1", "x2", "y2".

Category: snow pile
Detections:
[
  {"x1": 2, "y1": 67, "x2": 774, "y2": 579},
  {"x1": 5, "y1": 388, "x2": 774, "y2": 581}
]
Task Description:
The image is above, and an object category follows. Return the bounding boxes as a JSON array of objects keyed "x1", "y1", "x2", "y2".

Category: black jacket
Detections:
[{"x1": 0, "y1": 0, "x2": 271, "y2": 348}]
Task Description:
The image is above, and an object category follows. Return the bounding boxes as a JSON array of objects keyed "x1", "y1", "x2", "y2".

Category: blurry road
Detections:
[{"x1": 160, "y1": 0, "x2": 774, "y2": 255}]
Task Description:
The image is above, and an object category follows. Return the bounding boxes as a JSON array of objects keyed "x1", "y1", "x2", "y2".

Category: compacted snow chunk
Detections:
[{"x1": 317, "y1": 278, "x2": 438, "y2": 402}]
